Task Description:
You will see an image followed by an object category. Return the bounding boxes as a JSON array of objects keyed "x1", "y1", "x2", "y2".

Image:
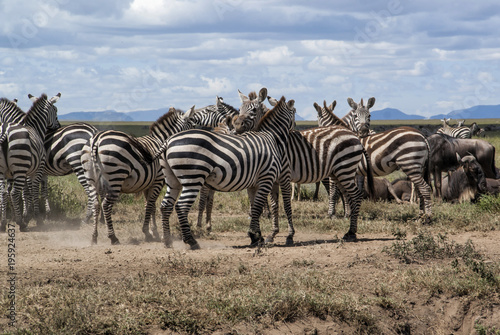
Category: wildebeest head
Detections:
[{"x1": 457, "y1": 153, "x2": 487, "y2": 194}]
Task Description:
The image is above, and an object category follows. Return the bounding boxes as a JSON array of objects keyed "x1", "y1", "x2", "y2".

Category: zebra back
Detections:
[
  {"x1": 149, "y1": 106, "x2": 197, "y2": 160},
  {"x1": 0, "y1": 98, "x2": 26, "y2": 124},
  {"x1": 436, "y1": 121, "x2": 472, "y2": 139}
]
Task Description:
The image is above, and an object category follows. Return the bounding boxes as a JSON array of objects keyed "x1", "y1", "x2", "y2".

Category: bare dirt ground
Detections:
[{"x1": 2, "y1": 219, "x2": 500, "y2": 334}]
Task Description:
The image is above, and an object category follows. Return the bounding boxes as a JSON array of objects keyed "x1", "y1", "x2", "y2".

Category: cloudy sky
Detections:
[{"x1": 1, "y1": 0, "x2": 500, "y2": 120}]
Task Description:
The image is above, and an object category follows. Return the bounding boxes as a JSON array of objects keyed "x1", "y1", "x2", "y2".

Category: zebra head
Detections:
[
  {"x1": 233, "y1": 87, "x2": 268, "y2": 134},
  {"x1": 28, "y1": 92, "x2": 61, "y2": 130},
  {"x1": 191, "y1": 96, "x2": 238, "y2": 129},
  {"x1": 313, "y1": 100, "x2": 350, "y2": 128},
  {"x1": 346, "y1": 97, "x2": 375, "y2": 138}
]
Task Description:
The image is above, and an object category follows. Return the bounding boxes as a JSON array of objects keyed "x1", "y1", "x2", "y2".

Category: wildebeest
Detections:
[
  {"x1": 485, "y1": 178, "x2": 500, "y2": 196},
  {"x1": 392, "y1": 178, "x2": 413, "y2": 202},
  {"x1": 427, "y1": 133, "x2": 499, "y2": 198},
  {"x1": 441, "y1": 154, "x2": 487, "y2": 203},
  {"x1": 360, "y1": 177, "x2": 403, "y2": 203}
]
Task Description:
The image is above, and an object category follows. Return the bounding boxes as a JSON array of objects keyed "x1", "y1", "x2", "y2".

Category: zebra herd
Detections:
[{"x1": 0, "y1": 89, "x2": 498, "y2": 249}]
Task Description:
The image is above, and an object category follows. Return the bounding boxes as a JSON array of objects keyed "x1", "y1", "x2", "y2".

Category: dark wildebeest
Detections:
[
  {"x1": 441, "y1": 154, "x2": 487, "y2": 203},
  {"x1": 392, "y1": 178, "x2": 413, "y2": 202},
  {"x1": 427, "y1": 133, "x2": 499, "y2": 198},
  {"x1": 485, "y1": 178, "x2": 500, "y2": 196},
  {"x1": 361, "y1": 177, "x2": 403, "y2": 203}
]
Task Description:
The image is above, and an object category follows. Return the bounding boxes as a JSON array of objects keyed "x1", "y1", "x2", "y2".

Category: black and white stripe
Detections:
[
  {"x1": 231, "y1": 90, "x2": 374, "y2": 242},
  {"x1": 82, "y1": 107, "x2": 196, "y2": 245},
  {"x1": 436, "y1": 118, "x2": 471, "y2": 139},
  {"x1": 0, "y1": 94, "x2": 59, "y2": 230},
  {"x1": 318, "y1": 99, "x2": 433, "y2": 223},
  {"x1": 160, "y1": 96, "x2": 296, "y2": 249}
]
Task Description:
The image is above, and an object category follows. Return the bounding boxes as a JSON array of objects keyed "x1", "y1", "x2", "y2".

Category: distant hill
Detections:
[
  {"x1": 430, "y1": 104, "x2": 500, "y2": 120},
  {"x1": 371, "y1": 108, "x2": 425, "y2": 120},
  {"x1": 58, "y1": 105, "x2": 500, "y2": 122},
  {"x1": 59, "y1": 110, "x2": 133, "y2": 122}
]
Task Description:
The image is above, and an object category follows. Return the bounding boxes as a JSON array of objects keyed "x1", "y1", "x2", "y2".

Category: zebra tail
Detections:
[
  {"x1": 90, "y1": 136, "x2": 110, "y2": 196},
  {"x1": 363, "y1": 149, "x2": 376, "y2": 201},
  {"x1": 424, "y1": 137, "x2": 433, "y2": 193}
]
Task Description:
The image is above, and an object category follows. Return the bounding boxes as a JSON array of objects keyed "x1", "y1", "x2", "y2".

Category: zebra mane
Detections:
[
  {"x1": 0, "y1": 97, "x2": 26, "y2": 122},
  {"x1": 23, "y1": 94, "x2": 49, "y2": 137},
  {"x1": 248, "y1": 91, "x2": 257, "y2": 100},
  {"x1": 255, "y1": 96, "x2": 286, "y2": 131},
  {"x1": 149, "y1": 107, "x2": 182, "y2": 133}
]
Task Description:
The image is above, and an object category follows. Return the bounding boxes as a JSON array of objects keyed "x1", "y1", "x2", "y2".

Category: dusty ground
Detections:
[{"x1": 2, "y1": 220, "x2": 500, "y2": 334}]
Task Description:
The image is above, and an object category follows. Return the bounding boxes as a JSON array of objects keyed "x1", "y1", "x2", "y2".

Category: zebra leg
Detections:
[
  {"x1": 265, "y1": 183, "x2": 281, "y2": 244},
  {"x1": 313, "y1": 181, "x2": 321, "y2": 201},
  {"x1": 328, "y1": 178, "x2": 339, "y2": 217},
  {"x1": 205, "y1": 189, "x2": 215, "y2": 233},
  {"x1": 409, "y1": 174, "x2": 432, "y2": 224},
  {"x1": 22, "y1": 180, "x2": 32, "y2": 223},
  {"x1": 143, "y1": 183, "x2": 163, "y2": 242},
  {"x1": 248, "y1": 184, "x2": 272, "y2": 247},
  {"x1": 173, "y1": 186, "x2": 201, "y2": 250},
  {"x1": 101, "y1": 194, "x2": 120, "y2": 245},
  {"x1": 30, "y1": 172, "x2": 44, "y2": 226},
  {"x1": 40, "y1": 175, "x2": 50, "y2": 217},
  {"x1": 10, "y1": 178, "x2": 28, "y2": 231},
  {"x1": 197, "y1": 186, "x2": 209, "y2": 229},
  {"x1": 280, "y1": 175, "x2": 294, "y2": 245},
  {"x1": 334, "y1": 176, "x2": 362, "y2": 242}
]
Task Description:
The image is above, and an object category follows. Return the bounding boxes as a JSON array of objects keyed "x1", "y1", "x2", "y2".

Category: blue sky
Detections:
[{"x1": 1, "y1": 0, "x2": 500, "y2": 120}]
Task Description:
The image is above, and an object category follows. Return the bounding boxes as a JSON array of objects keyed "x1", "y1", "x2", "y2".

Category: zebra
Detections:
[
  {"x1": 233, "y1": 90, "x2": 374, "y2": 242},
  {"x1": 28, "y1": 92, "x2": 100, "y2": 222},
  {"x1": 317, "y1": 98, "x2": 433, "y2": 224},
  {"x1": 81, "y1": 107, "x2": 197, "y2": 245},
  {"x1": 159, "y1": 96, "x2": 296, "y2": 249},
  {"x1": 191, "y1": 96, "x2": 239, "y2": 129},
  {"x1": 0, "y1": 94, "x2": 60, "y2": 230},
  {"x1": 436, "y1": 118, "x2": 471, "y2": 138}
]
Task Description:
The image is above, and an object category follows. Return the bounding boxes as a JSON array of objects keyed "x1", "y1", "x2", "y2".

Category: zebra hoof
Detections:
[
  {"x1": 285, "y1": 236, "x2": 294, "y2": 246},
  {"x1": 144, "y1": 234, "x2": 155, "y2": 243},
  {"x1": 342, "y1": 232, "x2": 357, "y2": 242},
  {"x1": 110, "y1": 236, "x2": 120, "y2": 245},
  {"x1": 264, "y1": 235, "x2": 274, "y2": 244},
  {"x1": 248, "y1": 232, "x2": 263, "y2": 247},
  {"x1": 19, "y1": 224, "x2": 29, "y2": 232},
  {"x1": 91, "y1": 237, "x2": 98, "y2": 245},
  {"x1": 420, "y1": 215, "x2": 432, "y2": 225},
  {"x1": 185, "y1": 238, "x2": 200, "y2": 250}
]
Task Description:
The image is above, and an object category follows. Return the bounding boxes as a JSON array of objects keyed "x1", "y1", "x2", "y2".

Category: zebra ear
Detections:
[
  {"x1": 258, "y1": 88, "x2": 268, "y2": 103},
  {"x1": 347, "y1": 97, "x2": 357, "y2": 110},
  {"x1": 367, "y1": 97, "x2": 375, "y2": 109},
  {"x1": 360, "y1": 98, "x2": 364, "y2": 107},
  {"x1": 287, "y1": 99, "x2": 295, "y2": 110},
  {"x1": 28, "y1": 94, "x2": 37, "y2": 102},
  {"x1": 12, "y1": 98, "x2": 18, "y2": 105},
  {"x1": 329, "y1": 100, "x2": 337, "y2": 111},
  {"x1": 50, "y1": 93, "x2": 61, "y2": 104},
  {"x1": 267, "y1": 96, "x2": 278, "y2": 106},
  {"x1": 216, "y1": 96, "x2": 224, "y2": 106},
  {"x1": 313, "y1": 102, "x2": 322, "y2": 114},
  {"x1": 238, "y1": 89, "x2": 249, "y2": 102},
  {"x1": 185, "y1": 105, "x2": 196, "y2": 119}
]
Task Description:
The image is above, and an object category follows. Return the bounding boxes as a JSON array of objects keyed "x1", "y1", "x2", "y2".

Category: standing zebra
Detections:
[
  {"x1": 318, "y1": 98, "x2": 433, "y2": 224},
  {"x1": 82, "y1": 107, "x2": 196, "y2": 245},
  {"x1": 160, "y1": 96, "x2": 296, "y2": 249},
  {"x1": 436, "y1": 118, "x2": 471, "y2": 138},
  {"x1": 232, "y1": 90, "x2": 374, "y2": 242},
  {"x1": 28, "y1": 93, "x2": 100, "y2": 222},
  {"x1": 0, "y1": 94, "x2": 59, "y2": 230}
]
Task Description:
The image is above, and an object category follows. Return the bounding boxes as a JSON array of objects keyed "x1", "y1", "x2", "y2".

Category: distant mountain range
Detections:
[{"x1": 58, "y1": 104, "x2": 499, "y2": 122}]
